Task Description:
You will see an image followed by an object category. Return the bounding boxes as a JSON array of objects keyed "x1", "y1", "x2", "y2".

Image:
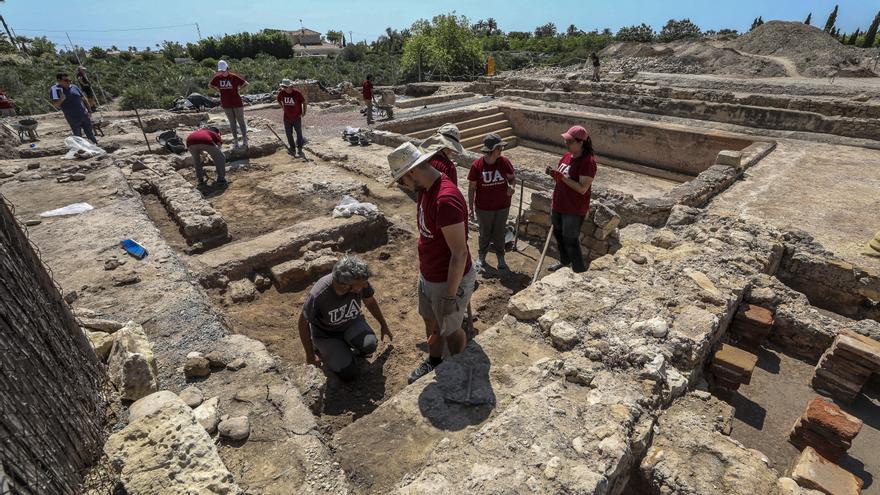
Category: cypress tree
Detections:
[
  {"x1": 804, "y1": 13, "x2": 812, "y2": 25},
  {"x1": 864, "y1": 11, "x2": 880, "y2": 48},
  {"x1": 824, "y1": 5, "x2": 838, "y2": 33},
  {"x1": 847, "y1": 29, "x2": 859, "y2": 45}
]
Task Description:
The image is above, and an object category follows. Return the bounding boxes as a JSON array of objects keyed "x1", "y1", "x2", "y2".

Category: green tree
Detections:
[
  {"x1": 658, "y1": 18, "x2": 701, "y2": 42},
  {"x1": 804, "y1": 13, "x2": 812, "y2": 25},
  {"x1": 864, "y1": 11, "x2": 880, "y2": 48},
  {"x1": 26, "y1": 36, "x2": 56, "y2": 57},
  {"x1": 326, "y1": 30, "x2": 343, "y2": 44},
  {"x1": 342, "y1": 43, "x2": 365, "y2": 62},
  {"x1": 616, "y1": 23, "x2": 655, "y2": 42},
  {"x1": 534, "y1": 23, "x2": 557, "y2": 38},
  {"x1": 566, "y1": 24, "x2": 581, "y2": 37},
  {"x1": 161, "y1": 41, "x2": 187, "y2": 61},
  {"x1": 89, "y1": 46, "x2": 108, "y2": 58},
  {"x1": 402, "y1": 14, "x2": 484, "y2": 80},
  {"x1": 823, "y1": 5, "x2": 838, "y2": 33},
  {"x1": 847, "y1": 29, "x2": 859, "y2": 45}
]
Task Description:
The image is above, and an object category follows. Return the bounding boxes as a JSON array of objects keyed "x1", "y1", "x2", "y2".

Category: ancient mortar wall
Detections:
[
  {"x1": 499, "y1": 104, "x2": 755, "y2": 176},
  {"x1": 0, "y1": 197, "x2": 106, "y2": 494}
]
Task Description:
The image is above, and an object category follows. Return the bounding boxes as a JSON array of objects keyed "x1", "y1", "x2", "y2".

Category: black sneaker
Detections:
[
  {"x1": 287, "y1": 148, "x2": 297, "y2": 156},
  {"x1": 216, "y1": 178, "x2": 229, "y2": 188},
  {"x1": 407, "y1": 359, "x2": 435, "y2": 384},
  {"x1": 547, "y1": 262, "x2": 568, "y2": 272}
]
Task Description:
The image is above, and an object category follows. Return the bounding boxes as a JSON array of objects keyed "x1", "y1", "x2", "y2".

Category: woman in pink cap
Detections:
[{"x1": 544, "y1": 125, "x2": 597, "y2": 273}]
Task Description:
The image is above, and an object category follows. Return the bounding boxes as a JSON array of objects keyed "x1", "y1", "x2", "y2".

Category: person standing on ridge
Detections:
[
  {"x1": 277, "y1": 78, "x2": 307, "y2": 157},
  {"x1": 210, "y1": 60, "x2": 249, "y2": 148},
  {"x1": 468, "y1": 133, "x2": 516, "y2": 272}
]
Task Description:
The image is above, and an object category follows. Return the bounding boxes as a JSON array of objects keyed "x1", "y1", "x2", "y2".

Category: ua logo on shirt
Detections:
[
  {"x1": 219, "y1": 79, "x2": 234, "y2": 89},
  {"x1": 481, "y1": 170, "x2": 505, "y2": 184},
  {"x1": 327, "y1": 300, "x2": 362, "y2": 324},
  {"x1": 556, "y1": 163, "x2": 571, "y2": 178},
  {"x1": 282, "y1": 96, "x2": 297, "y2": 105},
  {"x1": 417, "y1": 204, "x2": 433, "y2": 239}
]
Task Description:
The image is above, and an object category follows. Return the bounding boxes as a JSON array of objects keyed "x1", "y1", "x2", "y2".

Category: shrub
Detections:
[
  {"x1": 201, "y1": 57, "x2": 218, "y2": 69},
  {"x1": 616, "y1": 24, "x2": 655, "y2": 42},
  {"x1": 658, "y1": 18, "x2": 702, "y2": 42}
]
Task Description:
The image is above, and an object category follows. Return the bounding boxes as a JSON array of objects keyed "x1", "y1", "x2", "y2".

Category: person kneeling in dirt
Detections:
[
  {"x1": 277, "y1": 78, "x2": 307, "y2": 157},
  {"x1": 387, "y1": 143, "x2": 476, "y2": 384},
  {"x1": 185, "y1": 126, "x2": 228, "y2": 187},
  {"x1": 298, "y1": 256, "x2": 392, "y2": 381}
]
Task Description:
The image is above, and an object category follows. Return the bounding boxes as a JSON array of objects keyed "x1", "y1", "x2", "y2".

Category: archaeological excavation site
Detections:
[{"x1": 3, "y1": 19, "x2": 880, "y2": 495}]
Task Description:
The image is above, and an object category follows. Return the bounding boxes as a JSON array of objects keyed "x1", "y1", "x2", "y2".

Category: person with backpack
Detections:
[
  {"x1": 545, "y1": 125, "x2": 597, "y2": 274},
  {"x1": 277, "y1": 78, "x2": 307, "y2": 157},
  {"x1": 185, "y1": 126, "x2": 227, "y2": 187},
  {"x1": 468, "y1": 133, "x2": 516, "y2": 272},
  {"x1": 49, "y1": 72, "x2": 98, "y2": 144},
  {"x1": 209, "y1": 60, "x2": 249, "y2": 148}
]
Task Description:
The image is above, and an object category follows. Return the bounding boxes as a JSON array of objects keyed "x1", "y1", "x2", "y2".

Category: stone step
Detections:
[
  {"x1": 406, "y1": 111, "x2": 507, "y2": 139},
  {"x1": 459, "y1": 127, "x2": 515, "y2": 149},
  {"x1": 457, "y1": 119, "x2": 512, "y2": 140},
  {"x1": 712, "y1": 343, "x2": 758, "y2": 377},
  {"x1": 466, "y1": 135, "x2": 519, "y2": 153}
]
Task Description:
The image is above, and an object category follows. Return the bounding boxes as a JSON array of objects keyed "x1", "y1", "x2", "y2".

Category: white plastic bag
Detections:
[
  {"x1": 40, "y1": 202, "x2": 94, "y2": 217},
  {"x1": 63, "y1": 136, "x2": 106, "y2": 160},
  {"x1": 332, "y1": 195, "x2": 379, "y2": 219}
]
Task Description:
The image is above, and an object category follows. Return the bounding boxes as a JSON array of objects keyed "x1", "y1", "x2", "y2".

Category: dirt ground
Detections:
[
  {"x1": 138, "y1": 146, "x2": 556, "y2": 434},
  {"x1": 730, "y1": 344, "x2": 880, "y2": 494}
]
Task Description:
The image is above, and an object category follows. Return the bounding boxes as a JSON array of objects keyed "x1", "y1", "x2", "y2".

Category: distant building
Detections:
[{"x1": 270, "y1": 27, "x2": 342, "y2": 57}]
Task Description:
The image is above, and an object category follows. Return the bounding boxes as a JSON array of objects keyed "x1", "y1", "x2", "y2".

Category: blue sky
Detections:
[{"x1": 1, "y1": 0, "x2": 875, "y2": 49}]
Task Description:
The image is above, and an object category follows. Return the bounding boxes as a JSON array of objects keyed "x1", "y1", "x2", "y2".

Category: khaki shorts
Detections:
[{"x1": 418, "y1": 267, "x2": 476, "y2": 336}]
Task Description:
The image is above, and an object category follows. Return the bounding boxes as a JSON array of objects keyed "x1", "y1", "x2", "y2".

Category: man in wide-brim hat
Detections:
[
  {"x1": 419, "y1": 123, "x2": 464, "y2": 185},
  {"x1": 386, "y1": 142, "x2": 476, "y2": 384},
  {"x1": 277, "y1": 78, "x2": 307, "y2": 156}
]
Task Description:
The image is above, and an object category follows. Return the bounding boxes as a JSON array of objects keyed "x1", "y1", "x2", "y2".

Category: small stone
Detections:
[
  {"x1": 179, "y1": 386, "x2": 204, "y2": 408},
  {"x1": 218, "y1": 416, "x2": 250, "y2": 441},
  {"x1": 634, "y1": 317, "x2": 668, "y2": 339},
  {"x1": 27, "y1": 162, "x2": 40, "y2": 170},
  {"x1": 666, "y1": 367, "x2": 688, "y2": 398},
  {"x1": 641, "y1": 354, "x2": 667, "y2": 381},
  {"x1": 204, "y1": 351, "x2": 227, "y2": 369},
  {"x1": 226, "y1": 358, "x2": 247, "y2": 371},
  {"x1": 193, "y1": 397, "x2": 220, "y2": 434},
  {"x1": 543, "y1": 456, "x2": 561, "y2": 480},
  {"x1": 63, "y1": 290, "x2": 78, "y2": 304},
  {"x1": 629, "y1": 253, "x2": 647, "y2": 265},
  {"x1": 651, "y1": 230, "x2": 680, "y2": 249},
  {"x1": 79, "y1": 317, "x2": 124, "y2": 333},
  {"x1": 549, "y1": 321, "x2": 579, "y2": 350},
  {"x1": 104, "y1": 258, "x2": 125, "y2": 271},
  {"x1": 85, "y1": 329, "x2": 114, "y2": 361},
  {"x1": 227, "y1": 279, "x2": 257, "y2": 303},
  {"x1": 25, "y1": 219, "x2": 41, "y2": 226},
  {"x1": 70, "y1": 173, "x2": 86, "y2": 181},
  {"x1": 252, "y1": 273, "x2": 272, "y2": 291},
  {"x1": 112, "y1": 271, "x2": 141, "y2": 286},
  {"x1": 184, "y1": 353, "x2": 211, "y2": 379}
]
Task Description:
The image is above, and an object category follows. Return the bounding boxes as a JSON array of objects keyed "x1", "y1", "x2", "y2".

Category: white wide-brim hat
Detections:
[{"x1": 386, "y1": 141, "x2": 439, "y2": 187}]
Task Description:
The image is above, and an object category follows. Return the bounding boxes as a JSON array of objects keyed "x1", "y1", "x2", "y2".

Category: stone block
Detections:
[
  {"x1": 105, "y1": 402, "x2": 240, "y2": 494},
  {"x1": 218, "y1": 415, "x2": 250, "y2": 441},
  {"x1": 128, "y1": 391, "x2": 185, "y2": 422},
  {"x1": 179, "y1": 386, "x2": 204, "y2": 408},
  {"x1": 107, "y1": 321, "x2": 159, "y2": 402},
  {"x1": 716, "y1": 150, "x2": 743, "y2": 168},
  {"x1": 270, "y1": 259, "x2": 310, "y2": 290},
  {"x1": 227, "y1": 278, "x2": 257, "y2": 303},
  {"x1": 193, "y1": 396, "x2": 220, "y2": 434},
  {"x1": 78, "y1": 317, "x2": 125, "y2": 333},
  {"x1": 85, "y1": 329, "x2": 114, "y2": 361},
  {"x1": 523, "y1": 209, "x2": 551, "y2": 227},
  {"x1": 801, "y1": 397, "x2": 863, "y2": 441},
  {"x1": 184, "y1": 352, "x2": 211, "y2": 379},
  {"x1": 592, "y1": 204, "x2": 620, "y2": 240},
  {"x1": 835, "y1": 332, "x2": 880, "y2": 369},
  {"x1": 788, "y1": 447, "x2": 863, "y2": 495},
  {"x1": 549, "y1": 321, "x2": 579, "y2": 350}
]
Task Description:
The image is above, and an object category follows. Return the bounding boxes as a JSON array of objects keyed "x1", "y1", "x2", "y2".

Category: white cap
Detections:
[{"x1": 217, "y1": 60, "x2": 229, "y2": 71}]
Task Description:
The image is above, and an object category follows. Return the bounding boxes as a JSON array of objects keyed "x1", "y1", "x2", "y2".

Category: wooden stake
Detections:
[
  {"x1": 531, "y1": 226, "x2": 554, "y2": 285},
  {"x1": 133, "y1": 108, "x2": 151, "y2": 152},
  {"x1": 513, "y1": 178, "x2": 525, "y2": 251}
]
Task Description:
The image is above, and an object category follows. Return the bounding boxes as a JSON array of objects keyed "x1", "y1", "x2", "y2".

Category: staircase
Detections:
[{"x1": 406, "y1": 111, "x2": 518, "y2": 152}]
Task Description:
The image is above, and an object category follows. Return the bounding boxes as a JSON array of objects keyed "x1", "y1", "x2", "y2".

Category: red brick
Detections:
[
  {"x1": 836, "y1": 332, "x2": 880, "y2": 369},
  {"x1": 735, "y1": 304, "x2": 774, "y2": 327},
  {"x1": 803, "y1": 397, "x2": 863, "y2": 441},
  {"x1": 713, "y1": 343, "x2": 758, "y2": 375}
]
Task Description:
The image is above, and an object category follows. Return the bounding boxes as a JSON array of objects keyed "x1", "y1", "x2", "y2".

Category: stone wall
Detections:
[
  {"x1": 519, "y1": 191, "x2": 622, "y2": 262},
  {"x1": 500, "y1": 103, "x2": 756, "y2": 176},
  {"x1": 0, "y1": 196, "x2": 106, "y2": 494}
]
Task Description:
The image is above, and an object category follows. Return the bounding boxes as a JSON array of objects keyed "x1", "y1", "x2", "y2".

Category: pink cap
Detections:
[{"x1": 562, "y1": 125, "x2": 589, "y2": 141}]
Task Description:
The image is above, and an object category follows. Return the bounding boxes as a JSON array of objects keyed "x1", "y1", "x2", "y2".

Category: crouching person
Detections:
[
  {"x1": 185, "y1": 126, "x2": 227, "y2": 187},
  {"x1": 298, "y1": 256, "x2": 392, "y2": 381}
]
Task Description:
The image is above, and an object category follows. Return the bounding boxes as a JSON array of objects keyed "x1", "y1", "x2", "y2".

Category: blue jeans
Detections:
[
  {"x1": 66, "y1": 115, "x2": 97, "y2": 144},
  {"x1": 284, "y1": 118, "x2": 303, "y2": 151},
  {"x1": 551, "y1": 210, "x2": 586, "y2": 273}
]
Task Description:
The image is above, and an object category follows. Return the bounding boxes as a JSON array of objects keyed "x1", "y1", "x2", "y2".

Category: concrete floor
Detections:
[
  {"x1": 504, "y1": 146, "x2": 680, "y2": 199},
  {"x1": 729, "y1": 345, "x2": 879, "y2": 494},
  {"x1": 709, "y1": 138, "x2": 880, "y2": 271}
]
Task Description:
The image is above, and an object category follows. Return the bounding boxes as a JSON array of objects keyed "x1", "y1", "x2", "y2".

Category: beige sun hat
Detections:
[
  {"x1": 421, "y1": 123, "x2": 464, "y2": 155},
  {"x1": 279, "y1": 78, "x2": 295, "y2": 88},
  {"x1": 386, "y1": 142, "x2": 439, "y2": 187}
]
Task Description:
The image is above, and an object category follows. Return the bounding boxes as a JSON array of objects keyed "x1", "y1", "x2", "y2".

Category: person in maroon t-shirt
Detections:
[
  {"x1": 209, "y1": 60, "x2": 249, "y2": 148},
  {"x1": 545, "y1": 125, "x2": 597, "y2": 273},
  {"x1": 185, "y1": 126, "x2": 227, "y2": 187},
  {"x1": 386, "y1": 142, "x2": 476, "y2": 384},
  {"x1": 468, "y1": 133, "x2": 516, "y2": 271},
  {"x1": 0, "y1": 88, "x2": 15, "y2": 117},
  {"x1": 421, "y1": 123, "x2": 464, "y2": 186},
  {"x1": 362, "y1": 75, "x2": 374, "y2": 125},
  {"x1": 277, "y1": 78, "x2": 307, "y2": 157}
]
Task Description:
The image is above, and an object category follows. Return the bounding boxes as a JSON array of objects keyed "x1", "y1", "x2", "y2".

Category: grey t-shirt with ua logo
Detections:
[{"x1": 302, "y1": 274, "x2": 375, "y2": 339}]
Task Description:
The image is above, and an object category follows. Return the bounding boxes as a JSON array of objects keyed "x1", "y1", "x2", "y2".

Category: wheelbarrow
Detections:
[{"x1": 15, "y1": 119, "x2": 39, "y2": 143}]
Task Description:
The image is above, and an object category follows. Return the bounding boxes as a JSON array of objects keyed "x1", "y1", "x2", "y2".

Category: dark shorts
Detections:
[
  {"x1": 81, "y1": 86, "x2": 95, "y2": 98},
  {"x1": 311, "y1": 319, "x2": 377, "y2": 372}
]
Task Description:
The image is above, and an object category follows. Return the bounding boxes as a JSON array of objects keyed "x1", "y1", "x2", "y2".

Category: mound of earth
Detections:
[
  {"x1": 0, "y1": 123, "x2": 18, "y2": 159},
  {"x1": 730, "y1": 20, "x2": 873, "y2": 77},
  {"x1": 600, "y1": 40, "x2": 787, "y2": 77}
]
